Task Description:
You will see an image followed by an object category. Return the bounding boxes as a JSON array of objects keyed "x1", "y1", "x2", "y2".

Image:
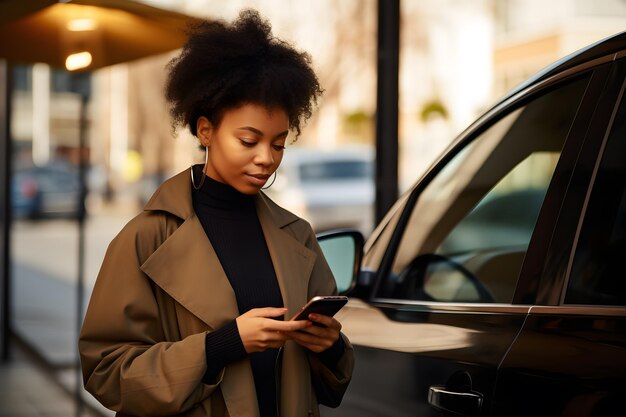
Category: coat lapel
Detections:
[
  {"x1": 256, "y1": 195, "x2": 317, "y2": 319},
  {"x1": 139, "y1": 169, "x2": 318, "y2": 328},
  {"x1": 139, "y1": 214, "x2": 239, "y2": 330},
  {"x1": 140, "y1": 168, "x2": 239, "y2": 330}
]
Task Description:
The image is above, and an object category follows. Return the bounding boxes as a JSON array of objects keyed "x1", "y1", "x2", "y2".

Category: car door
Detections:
[
  {"x1": 493, "y1": 58, "x2": 626, "y2": 417},
  {"x1": 323, "y1": 61, "x2": 611, "y2": 417}
]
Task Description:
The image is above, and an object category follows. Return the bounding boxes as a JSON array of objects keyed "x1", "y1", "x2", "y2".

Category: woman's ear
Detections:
[{"x1": 196, "y1": 116, "x2": 214, "y2": 147}]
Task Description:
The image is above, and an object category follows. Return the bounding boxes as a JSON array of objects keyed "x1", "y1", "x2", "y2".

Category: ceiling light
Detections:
[
  {"x1": 65, "y1": 51, "x2": 93, "y2": 71},
  {"x1": 67, "y1": 18, "x2": 97, "y2": 31}
]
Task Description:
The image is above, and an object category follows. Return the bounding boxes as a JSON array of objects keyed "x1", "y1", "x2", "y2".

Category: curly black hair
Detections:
[{"x1": 165, "y1": 9, "x2": 323, "y2": 139}]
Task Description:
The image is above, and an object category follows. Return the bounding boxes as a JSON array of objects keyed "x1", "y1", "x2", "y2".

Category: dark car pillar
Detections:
[{"x1": 375, "y1": 0, "x2": 400, "y2": 223}]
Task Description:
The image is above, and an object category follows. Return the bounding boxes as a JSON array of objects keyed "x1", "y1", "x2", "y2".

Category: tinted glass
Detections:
[
  {"x1": 318, "y1": 234, "x2": 357, "y2": 294},
  {"x1": 378, "y1": 76, "x2": 590, "y2": 304},
  {"x1": 566, "y1": 84, "x2": 626, "y2": 306},
  {"x1": 439, "y1": 152, "x2": 557, "y2": 254}
]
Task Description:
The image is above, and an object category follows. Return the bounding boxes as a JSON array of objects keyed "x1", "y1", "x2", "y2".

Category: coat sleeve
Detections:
[
  {"x1": 292, "y1": 220, "x2": 355, "y2": 408},
  {"x1": 78, "y1": 217, "x2": 218, "y2": 417}
]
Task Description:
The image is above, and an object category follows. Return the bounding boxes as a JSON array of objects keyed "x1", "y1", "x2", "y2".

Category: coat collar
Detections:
[
  {"x1": 143, "y1": 167, "x2": 301, "y2": 228},
  {"x1": 139, "y1": 167, "x2": 316, "y2": 330}
]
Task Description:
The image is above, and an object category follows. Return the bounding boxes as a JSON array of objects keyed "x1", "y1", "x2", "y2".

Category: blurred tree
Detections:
[
  {"x1": 343, "y1": 109, "x2": 374, "y2": 142},
  {"x1": 420, "y1": 99, "x2": 449, "y2": 122}
]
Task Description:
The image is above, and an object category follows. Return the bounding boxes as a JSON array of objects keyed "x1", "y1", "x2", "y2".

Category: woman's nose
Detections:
[{"x1": 254, "y1": 145, "x2": 274, "y2": 166}]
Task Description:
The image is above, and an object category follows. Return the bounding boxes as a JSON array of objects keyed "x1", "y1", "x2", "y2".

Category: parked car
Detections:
[
  {"x1": 264, "y1": 146, "x2": 374, "y2": 234},
  {"x1": 11, "y1": 161, "x2": 81, "y2": 220},
  {"x1": 319, "y1": 31, "x2": 626, "y2": 417}
]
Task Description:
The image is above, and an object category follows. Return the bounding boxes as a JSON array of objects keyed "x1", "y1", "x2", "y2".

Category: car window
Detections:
[
  {"x1": 376, "y1": 75, "x2": 590, "y2": 304},
  {"x1": 565, "y1": 83, "x2": 626, "y2": 306},
  {"x1": 439, "y1": 152, "x2": 557, "y2": 254}
]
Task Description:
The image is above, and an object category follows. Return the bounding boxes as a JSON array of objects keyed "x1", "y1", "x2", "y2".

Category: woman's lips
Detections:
[{"x1": 246, "y1": 173, "x2": 270, "y2": 187}]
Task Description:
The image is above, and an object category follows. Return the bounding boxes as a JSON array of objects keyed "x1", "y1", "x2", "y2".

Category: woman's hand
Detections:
[
  {"x1": 236, "y1": 307, "x2": 311, "y2": 353},
  {"x1": 285, "y1": 314, "x2": 342, "y2": 353}
]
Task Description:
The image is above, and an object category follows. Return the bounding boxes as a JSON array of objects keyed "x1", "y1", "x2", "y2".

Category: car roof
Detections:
[{"x1": 508, "y1": 30, "x2": 626, "y2": 100}]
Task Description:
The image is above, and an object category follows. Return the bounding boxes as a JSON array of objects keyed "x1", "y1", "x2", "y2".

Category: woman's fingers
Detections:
[
  {"x1": 244, "y1": 307, "x2": 289, "y2": 318},
  {"x1": 236, "y1": 310, "x2": 340, "y2": 353},
  {"x1": 286, "y1": 329, "x2": 335, "y2": 352},
  {"x1": 236, "y1": 313, "x2": 311, "y2": 353},
  {"x1": 306, "y1": 314, "x2": 342, "y2": 331},
  {"x1": 284, "y1": 314, "x2": 342, "y2": 353}
]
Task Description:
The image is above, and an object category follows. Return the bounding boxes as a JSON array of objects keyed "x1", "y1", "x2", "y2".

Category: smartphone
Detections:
[{"x1": 290, "y1": 296, "x2": 348, "y2": 326}]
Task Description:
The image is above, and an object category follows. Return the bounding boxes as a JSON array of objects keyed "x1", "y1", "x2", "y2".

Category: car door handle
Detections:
[{"x1": 428, "y1": 385, "x2": 483, "y2": 417}]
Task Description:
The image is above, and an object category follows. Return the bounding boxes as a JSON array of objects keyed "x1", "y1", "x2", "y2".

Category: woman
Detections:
[{"x1": 79, "y1": 10, "x2": 353, "y2": 417}]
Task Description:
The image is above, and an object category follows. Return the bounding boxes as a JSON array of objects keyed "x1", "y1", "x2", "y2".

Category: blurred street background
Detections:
[{"x1": 1, "y1": 0, "x2": 625, "y2": 416}]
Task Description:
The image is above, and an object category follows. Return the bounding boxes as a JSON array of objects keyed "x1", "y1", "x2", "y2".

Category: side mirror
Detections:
[{"x1": 317, "y1": 229, "x2": 364, "y2": 295}]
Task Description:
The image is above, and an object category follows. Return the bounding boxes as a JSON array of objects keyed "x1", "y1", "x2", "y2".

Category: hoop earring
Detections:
[
  {"x1": 262, "y1": 171, "x2": 277, "y2": 190},
  {"x1": 191, "y1": 147, "x2": 208, "y2": 190}
]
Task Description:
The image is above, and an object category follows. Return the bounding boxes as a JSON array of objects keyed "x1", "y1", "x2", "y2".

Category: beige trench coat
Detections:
[{"x1": 79, "y1": 168, "x2": 354, "y2": 417}]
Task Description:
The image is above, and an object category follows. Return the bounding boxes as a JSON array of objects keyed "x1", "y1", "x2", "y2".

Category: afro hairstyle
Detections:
[{"x1": 165, "y1": 9, "x2": 323, "y2": 139}]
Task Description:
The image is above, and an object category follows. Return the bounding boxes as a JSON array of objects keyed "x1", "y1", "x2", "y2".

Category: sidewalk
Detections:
[
  {"x1": 0, "y1": 339, "x2": 104, "y2": 417},
  {"x1": 1, "y1": 201, "x2": 135, "y2": 417}
]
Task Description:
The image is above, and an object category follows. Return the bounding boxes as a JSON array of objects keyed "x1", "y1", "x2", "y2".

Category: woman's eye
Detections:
[
  {"x1": 273, "y1": 144, "x2": 286, "y2": 151},
  {"x1": 239, "y1": 139, "x2": 255, "y2": 147}
]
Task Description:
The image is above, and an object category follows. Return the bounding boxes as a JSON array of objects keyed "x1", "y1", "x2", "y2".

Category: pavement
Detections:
[
  {"x1": 0, "y1": 338, "x2": 106, "y2": 417},
  {"x1": 1, "y1": 200, "x2": 136, "y2": 417},
  {"x1": 11, "y1": 202, "x2": 136, "y2": 366}
]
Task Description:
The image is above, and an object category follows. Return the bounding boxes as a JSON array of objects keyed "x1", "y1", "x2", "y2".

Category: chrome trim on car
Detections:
[
  {"x1": 372, "y1": 298, "x2": 531, "y2": 314},
  {"x1": 530, "y1": 305, "x2": 626, "y2": 316},
  {"x1": 369, "y1": 299, "x2": 626, "y2": 316}
]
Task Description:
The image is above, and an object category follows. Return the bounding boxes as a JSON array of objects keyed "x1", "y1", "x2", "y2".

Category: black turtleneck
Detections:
[{"x1": 192, "y1": 166, "x2": 283, "y2": 417}]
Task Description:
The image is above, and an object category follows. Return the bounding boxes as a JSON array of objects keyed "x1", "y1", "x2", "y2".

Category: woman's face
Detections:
[{"x1": 197, "y1": 103, "x2": 289, "y2": 194}]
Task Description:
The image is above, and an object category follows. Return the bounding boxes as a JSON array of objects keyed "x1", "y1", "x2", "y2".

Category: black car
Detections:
[{"x1": 318, "y1": 31, "x2": 626, "y2": 417}]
